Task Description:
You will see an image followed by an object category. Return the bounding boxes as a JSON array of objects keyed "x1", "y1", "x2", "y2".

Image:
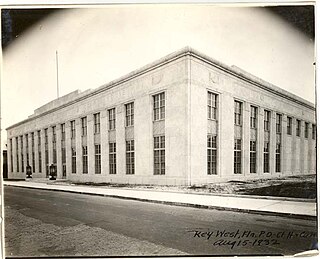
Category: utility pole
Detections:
[{"x1": 56, "y1": 50, "x2": 59, "y2": 98}]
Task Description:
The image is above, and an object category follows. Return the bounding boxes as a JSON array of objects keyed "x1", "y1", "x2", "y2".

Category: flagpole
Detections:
[{"x1": 56, "y1": 50, "x2": 59, "y2": 98}]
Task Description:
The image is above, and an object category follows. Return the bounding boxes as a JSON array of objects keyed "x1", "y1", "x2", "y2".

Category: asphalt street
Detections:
[{"x1": 4, "y1": 186, "x2": 317, "y2": 256}]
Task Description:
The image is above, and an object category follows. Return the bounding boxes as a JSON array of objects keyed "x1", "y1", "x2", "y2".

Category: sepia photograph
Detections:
[{"x1": 1, "y1": 2, "x2": 317, "y2": 258}]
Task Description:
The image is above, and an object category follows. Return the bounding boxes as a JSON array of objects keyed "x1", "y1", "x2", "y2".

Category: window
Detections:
[
  {"x1": 263, "y1": 142, "x2": 269, "y2": 173},
  {"x1": 296, "y1": 119, "x2": 301, "y2": 137},
  {"x1": 207, "y1": 135, "x2": 217, "y2": 175},
  {"x1": 234, "y1": 139, "x2": 242, "y2": 174},
  {"x1": 250, "y1": 141, "x2": 256, "y2": 173},
  {"x1": 38, "y1": 151, "x2": 42, "y2": 173},
  {"x1": 44, "y1": 129, "x2": 48, "y2": 146},
  {"x1": 264, "y1": 110, "x2": 270, "y2": 132},
  {"x1": 305, "y1": 122, "x2": 309, "y2": 138},
  {"x1": 10, "y1": 139, "x2": 13, "y2": 172},
  {"x1": 61, "y1": 124, "x2": 65, "y2": 141},
  {"x1": 62, "y1": 146, "x2": 66, "y2": 164},
  {"x1": 153, "y1": 92, "x2": 165, "y2": 121},
  {"x1": 208, "y1": 92, "x2": 218, "y2": 120},
  {"x1": 94, "y1": 113, "x2": 100, "y2": 134},
  {"x1": 312, "y1": 124, "x2": 316, "y2": 140},
  {"x1": 25, "y1": 134, "x2": 29, "y2": 149},
  {"x1": 126, "y1": 140, "x2": 135, "y2": 174},
  {"x1": 287, "y1": 117, "x2": 292, "y2": 135},
  {"x1": 52, "y1": 127, "x2": 56, "y2": 143},
  {"x1": 38, "y1": 130, "x2": 41, "y2": 146},
  {"x1": 234, "y1": 101, "x2": 242, "y2": 126},
  {"x1": 275, "y1": 143, "x2": 281, "y2": 172},
  {"x1": 95, "y1": 144, "x2": 101, "y2": 174},
  {"x1": 71, "y1": 148, "x2": 76, "y2": 174},
  {"x1": 20, "y1": 136, "x2": 24, "y2": 173},
  {"x1": 125, "y1": 102, "x2": 134, "y2": 127},
  {"x1": 250, "y1": 106, "x2": 257, "y2": 129},
  {"x1": 82, "y1": 146, "x2": 88, "y2": 174},
  {"x1": 109, "y1": 143, "x2": 116, "y2": 174},
  {"x1": 81, "y1": 117, "x2": 87, "y2": 136},
  {"x1": 276, "y1": 114, "x2": 282, "y2": 134},
  {"x1": 32, "y1": 152, "x2": 35, "y2": 173},
  {"x1": 31, "y1": 132, "x2": 35, "y2": 147},
  {"x1": 154, "y1": 136, "x2": 165, "y2": 175},
  {"x1": 71, "y1": 120, "x2": 76, "y2": 139},
  {"x1": 108, "y1": 108, "x2": 116, "y2": 130},
  {"x1": 16, "y1": 137, "x2": 19, "y2": 172}
]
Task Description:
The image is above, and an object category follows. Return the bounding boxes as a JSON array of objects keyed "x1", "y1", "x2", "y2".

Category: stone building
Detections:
[{"x1": 6, "y1": 47, "x2": 316, "y2": 185}]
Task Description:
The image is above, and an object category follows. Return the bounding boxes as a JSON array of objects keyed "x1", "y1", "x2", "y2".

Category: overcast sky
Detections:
[{"x1": 1, "y1": 5, "x2": 315, "y2": 144}]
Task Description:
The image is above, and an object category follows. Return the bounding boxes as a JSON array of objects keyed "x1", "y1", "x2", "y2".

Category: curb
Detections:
[{"x1": 5, "y1": 184, "x2": 317, "y2": 221}]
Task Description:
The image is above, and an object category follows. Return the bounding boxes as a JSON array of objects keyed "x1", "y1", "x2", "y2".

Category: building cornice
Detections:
[{"x1": 6, "y1": 47, "x2": 315, "y2": 130}]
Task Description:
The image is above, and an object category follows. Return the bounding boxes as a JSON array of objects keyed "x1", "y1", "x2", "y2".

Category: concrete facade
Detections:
[{"x1": 6, "y1": 47, "x2": 316, "y2": 185}]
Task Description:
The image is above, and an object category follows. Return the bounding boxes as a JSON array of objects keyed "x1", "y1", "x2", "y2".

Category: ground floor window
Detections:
[
  {"x1": 72, "y1": 148, "x2": 76, "y2": 174},
  {"x1": 95, "y1": 144, "x2": 101, "y2": 174},
  {"x1": 45, "y1": 150, "x2": 48, "y2": 176},
  {"x1": 154, "y1": 136, "x2": 165, "y2": 175},
  {"x1": 109, "y1": 143, "x2": 116, "y2": 174},
  {"x1": 275, "y1": 143, "x2": 281, "y2": 172},
  {"x1": 32, "y1": 152, "x2": 35, "y2": 173},
  {"x1": 21, "y1": 154, "x2": 24, "y2": 172},
  {"x1": 16, "y1": 154, "x2": 19, "y2": 172},
  {"x1": 234, "y1": 139, "x2": 242, "y2": 174},
  {"x1": 263, "y1": 142, "x2": 269, "y2": 173},
  {"x1": 250, "y1": 141, "x2": 256, "y2": 173},
  {"x1": 126, "y1": 140, "x2": 135, "y2": 175},
  {"x1": 38, "y1": 152, "x2": 42, "y2": 173},
  {"x1": 207, "y1": 135, "x2": 217, "y2": 175},
  {"x1": 82, "y1": 146, "x2": 88, "y2": 174}
]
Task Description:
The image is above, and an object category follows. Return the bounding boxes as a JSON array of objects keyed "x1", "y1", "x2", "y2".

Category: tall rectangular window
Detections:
[
  {"x1": 250, "y1": 106, "x2": 257, "y2": 129},
  {"x1": 207, "y1": 135, "x2": 217, "y2": 175},
  {"x1": 20, "y1": 136, "x2": 24, "y2": 173},
  {"x1": 25, "y1": 134, "x2": 29, "y2": 166},
  {"x1": 125, "y1": 102, "x2": 134, "y2": 127},
  {"x1": 305, "y1": 122, "x2": 309, "y2": 138},
  {"x1": 31, "y1": 132, "x2": 35, "y2": 147},
  {"x1": 287, "y1": 117, "x2": 292, "y2": 135},
  {"x1": 52, "y1": 127, "x2": 57, "y2": 165},
  {"x1": 276, "y1": 114, "x2": 282, "y2": 134},
  {"x1": 52, "y1": 127, "x2": 56, "y2": 143},
  {"x1": 10, "y1": 139, "x2": 13, "y2": 172},
  {"x1": 234, "y1": 139, "x2": 242, "y2": 174},
  {"x1": 71, "y1": 120, "x2": 76, "y2": 139},
  {"x1": 38, "y1": 130, "x2": 41, "y2": 146},
  {"x1": 44, "y1": 129, "x2": 48, "y2": 146},
  {"x1": 38, "y1": 151, "x2": 42, "y2": 173},
  {"x1": 94, "y1": 113, "x2": 100, "y2": 134},
  {"x1": 45, "y1": 129, "x2": 48, "y2": 176},
  {"x1": 153, "y1": 92, "x2": 165, "y2": 121},
  {"x1": 126, "y1": 140, "x2": 135, "y2": 175},
  {"x1": 208, "y1": 92, "x2": 218, "y2": 120},
  {"x1": 82, "y1": 146, "x2": 88, "y2": 174},
  {"x1": 109, "y1": 143, "x2": 116, "y2": 174},
  {"x1": 71, "y1": 148, "x2": 76, "y2": 174},
  {"x1": 263, "y1": 142, "x2": 269, "y2": 173},
  {"x1": 234, "y1": 101, "x2": 242, "y2": 126},
  {"x1": 296, "y1": 119, "x2": 301, "y2": 137},
  {"x1": 16, "y1": 137, "x2": 19, "y2": 172},
  {"x1": 81, "y1": 117, "x2": 87, "y2": 136},
  {"x1": 312, "y1": 124, "x2": 316, "y2": 140},
  {"x1": 154, "y1": 136, "x2": 165, "y2": 175},
  {"x1": 275, "y1": 143, "x2": 281, "y2": 172},
  {"x1": 264, "y1": 110, "x2": 270, "y2": 131},
  {"x1": 250, "y1": 141, "x2": 257, "y2": 173},
  {"x1": 61, "y1": 124, "x2": 65, "y2": 141},
  {"x1": 108, "y1": 108, "x2": 116, "y2": 130},
  {"x1": 95, "y1": 144, "x2": 101, "y2": 174}
]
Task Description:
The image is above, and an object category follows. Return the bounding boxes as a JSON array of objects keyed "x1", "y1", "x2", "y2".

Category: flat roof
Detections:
[{"x1": 7, "y1": 46, "x2": 315, "y2": 130}]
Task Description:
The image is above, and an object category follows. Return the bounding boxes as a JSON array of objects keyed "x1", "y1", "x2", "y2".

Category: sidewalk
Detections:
[{"x1": 4, "y1": 180, "x2": 317, "y2": 220}]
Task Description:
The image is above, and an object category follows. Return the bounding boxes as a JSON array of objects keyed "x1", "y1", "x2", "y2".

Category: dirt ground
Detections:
[
  {"x1": 56, "y1": 174, "x2": 316, "y2": 199},
  {"x1": 5, "y1": 207, "x2": 187, "y2": 257}
]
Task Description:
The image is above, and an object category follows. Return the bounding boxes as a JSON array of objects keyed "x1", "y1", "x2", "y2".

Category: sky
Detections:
[{"x1": 1, "y1": 5, "x2": 315, "y2": 145}]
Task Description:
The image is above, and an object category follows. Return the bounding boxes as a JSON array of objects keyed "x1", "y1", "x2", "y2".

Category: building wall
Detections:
[
  {"x1": 7, "y1": 57, "x2": 189, "y2": 184},
  {"x1": 7, "y1": 49, "x2": 316, "y2": 185},
  {"x1": 188, "y1": 57, "x2": 316, "y2": 184}
]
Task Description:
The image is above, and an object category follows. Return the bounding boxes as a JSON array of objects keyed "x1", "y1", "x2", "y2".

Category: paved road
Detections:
[{"x1": 4, "y1": 186, "x2": 317, "y2": 256}]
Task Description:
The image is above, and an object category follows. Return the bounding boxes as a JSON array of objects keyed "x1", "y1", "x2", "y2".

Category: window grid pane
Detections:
[
  {"x1": 207, "y1": 135, "x2": 217, "y2": 175},
  {"x1": 153, "y1": 92, "x2": 165, "y2": 121},
  {"x1": 154, "y1": 136, "x2": 165, "y2": 175},
  {"x1": 109, "y1": 142, "x2": 116, "y2": 174}
]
